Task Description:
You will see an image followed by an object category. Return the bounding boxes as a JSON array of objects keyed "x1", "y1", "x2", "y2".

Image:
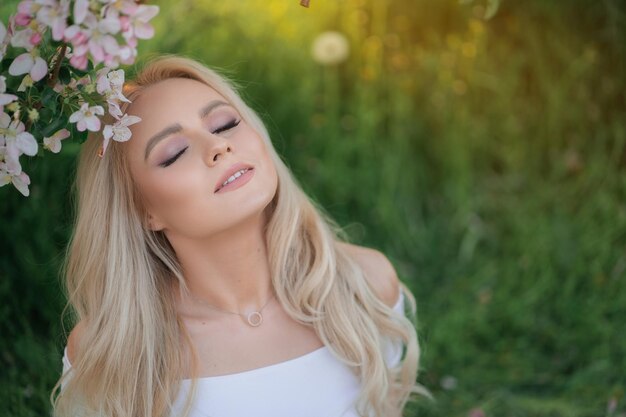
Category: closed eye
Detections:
[
  {"x1": 212, "y1": 119, "x2": 240, "y2": 134},
  {"x1": 160, "y1": 147, "x2": 187, "y2": 168},
  {"x1": 159, "y1": 119, "x2": 241, "y2": 168}
]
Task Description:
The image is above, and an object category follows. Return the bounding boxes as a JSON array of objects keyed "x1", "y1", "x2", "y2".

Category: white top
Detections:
[{"x1": 62, "y1": 292, "x2": 405, "y2": 417}]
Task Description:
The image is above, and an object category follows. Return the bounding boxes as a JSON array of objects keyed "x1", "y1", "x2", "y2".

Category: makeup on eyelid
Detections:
[{"x1": 155, "y1": 118, "x2": 241, "y2": 166}]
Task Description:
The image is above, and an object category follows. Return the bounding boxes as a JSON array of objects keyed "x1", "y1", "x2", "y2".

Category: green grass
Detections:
[{"x1": 1, "y1": 0, "x2": 625, "y2": 416}]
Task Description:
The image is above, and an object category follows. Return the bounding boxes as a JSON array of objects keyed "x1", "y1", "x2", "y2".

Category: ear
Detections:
[{"x1": 147, "y1": 213, "x2": 166, "y2": 231}]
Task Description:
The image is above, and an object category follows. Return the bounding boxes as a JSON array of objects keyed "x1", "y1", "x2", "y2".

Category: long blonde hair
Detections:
[{"x1": 51, "y1": 54, "x2": 424, "y2": 417}]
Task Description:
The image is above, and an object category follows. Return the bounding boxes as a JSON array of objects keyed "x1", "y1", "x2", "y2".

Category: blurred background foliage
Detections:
[{"x1": 1, "y1": 0, "x2": 625, "y2": 416}]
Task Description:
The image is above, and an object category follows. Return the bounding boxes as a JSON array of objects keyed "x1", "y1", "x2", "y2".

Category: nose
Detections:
[{"x1": 205, "y1": 136, "x2": 232, "y2": 166}]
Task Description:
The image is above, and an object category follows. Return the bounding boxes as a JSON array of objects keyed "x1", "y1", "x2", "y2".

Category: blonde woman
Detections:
[{"x1": 52, "y1": 54, "x2": 424, "y2": 417}]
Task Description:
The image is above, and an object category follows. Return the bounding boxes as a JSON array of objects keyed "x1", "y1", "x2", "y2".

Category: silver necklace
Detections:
[{"x1": 190, "y1": 291, "x2": 275, "y2": 327}]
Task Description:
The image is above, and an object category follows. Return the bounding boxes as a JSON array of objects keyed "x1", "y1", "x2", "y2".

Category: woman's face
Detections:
[{"x1": 123, "y1": 77, "x2": 278, "y2": 239}]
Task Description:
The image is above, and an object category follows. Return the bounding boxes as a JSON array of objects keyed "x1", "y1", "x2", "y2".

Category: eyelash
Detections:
[{"x1": 159, "y1": 119, "x2": 241, "y2": 167}]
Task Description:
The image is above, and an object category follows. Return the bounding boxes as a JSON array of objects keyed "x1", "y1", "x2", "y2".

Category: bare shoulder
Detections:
[
  {"x1": 337, "y1": 241, "x2": 401, "y2": 307},
  {"x1": 67, "y1": 320, "x2": 86, "y2": 364}
]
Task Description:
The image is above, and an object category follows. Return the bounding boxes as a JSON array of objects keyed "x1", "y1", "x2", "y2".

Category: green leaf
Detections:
[
  {"x1": 38, "y1": 108, "x2": 54, "y2": 124},
  {"x1": 40, "y1": 116, "x2": 69, "y2": 138},
  {"x1": 67, "y1": 122, "x2": 90, "y2": 144},
  {"x1": 4, "y1": 73, "x2": 24, "y2": 92},
  {"x1": 76, "y1": 129, "x2": 89, "y2": 144},
  {"x1": 71, "y1": 66, "x2": 89, "y2": 77},
  {"x1": 41, "y1": 88, "x2": 59, "y2": 113},
  {"x1": 59, "y1": 66, "x2": 72, "y2": 85}
]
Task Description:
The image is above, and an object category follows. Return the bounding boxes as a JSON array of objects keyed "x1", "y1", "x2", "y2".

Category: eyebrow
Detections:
[{"x1": 144, "y1": 100, "x2": 230, "y2": 161}]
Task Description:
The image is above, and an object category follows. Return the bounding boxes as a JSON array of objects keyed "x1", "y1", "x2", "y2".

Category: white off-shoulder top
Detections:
[{"x1": 61, "y1": 291, "x2": 405, "y2": 417}]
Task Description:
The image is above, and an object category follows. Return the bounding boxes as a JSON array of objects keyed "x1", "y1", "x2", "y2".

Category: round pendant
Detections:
[{"x1": 247, "y1": 311, "x2": 263, "y2": 327}]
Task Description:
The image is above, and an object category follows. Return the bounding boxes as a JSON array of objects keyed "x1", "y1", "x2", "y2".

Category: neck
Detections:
[{"x1": 166, "y1": 212, "x2": 273, "y2": 315}]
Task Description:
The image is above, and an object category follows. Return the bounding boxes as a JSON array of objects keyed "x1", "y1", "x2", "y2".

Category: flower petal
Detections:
[
  {"x1": 133, "y1": 22, "x2": 154, "y2": 39},
  {"x1": 113, "y1": 126, "x2": 131, "y2": 142},
  {"x1": 8, "y1": 53, "x2": 34, "y2": 76},
  {"x1": 0, "y1": 112, "x2": 10, "y2": 128},
  {"x1": 12, "y1": 171, "x2": 31, "y2": 196},
  {"x1": 44, "y1": 135, "x2": 61, "y2": 153},
  {"x1": 103, "y1": 124, "x2": 113, "y2": 141},
  {"x1": 30, "y1": 56, "x2": 48, "y2": 82},
  {"x1": 16, "y1": 132, "x2": 38, "y2": 156},
  {"x1": 91, "y1": 105, "x2": 105, "y2": 116},
  {"x1": 121, "y1": 115, "x2": 141, "y2": 127},
  {"x1": 0, "y1": 173, "x2": 10, "y2": 187},
  {"x1": 0, "y1": 93, "x2": 18, "y2": 106},
  {"x1": 74, "y1": 0, "x2": 89, "y2": 25},
  {"x1": 84, "y1": 116, "x2": 101, "y2": 131}
]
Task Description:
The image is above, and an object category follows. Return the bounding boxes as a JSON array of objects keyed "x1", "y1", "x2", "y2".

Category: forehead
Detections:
[{"x1": 125, "y1": 77, "x2": 226, "y2": 147}]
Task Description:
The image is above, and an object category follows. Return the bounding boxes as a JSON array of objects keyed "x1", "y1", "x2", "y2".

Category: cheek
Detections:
[{"x1": 140, "y1": 172, "x2": 200, "y2": 216}]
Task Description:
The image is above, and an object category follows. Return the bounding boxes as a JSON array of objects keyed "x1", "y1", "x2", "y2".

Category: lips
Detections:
[{"x1": 214, "y1": 162, "x2": 254, "y2": 193}]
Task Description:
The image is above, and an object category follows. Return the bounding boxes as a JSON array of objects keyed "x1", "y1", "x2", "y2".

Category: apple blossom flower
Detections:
[
  {"x1": 43, "y1": 128, "x2": 70, "y2": 153},
  {"x1": 14, "y1": 0, "x2": 37, "y2": 26},
  {"x1": 100, "y1": 113, "x2": 141, "y2": 156},
  {"x1": 0, "y1": 166, "x2": 31, "y2": 197},
  {"x1": 0, "y1": 0, "x2": 159, "y2": 196},
  {"x1": 0, "y1": 114, "x2": 38, "y2": 174},
  {"x1": 66, "y1": 12, "x2": 121, "y2": 66},
  {"x1": 35, "y1": 0, "x2": 70, "y2": 41},
  {"x1": 96, "y1": 68, "x2": 131, "y2": 117},
  {"x1": 119, "y1": 3, "x2": 159, "y2": 48},
  {"x1": 17, "y1": 0, "x2": 37, "y2": 18},
  {"x1": 69, "y1": 102, "x2": 105, "y2": 132},
  {"x1": 69, "y1": 52, "x2": 88, "y2": 70},
  {"x1": 9, "y1": 25, "x2": 41, "y2": 51},
  {"x1": 8, "y1": 50, "x2": 49, "y2": 82}
]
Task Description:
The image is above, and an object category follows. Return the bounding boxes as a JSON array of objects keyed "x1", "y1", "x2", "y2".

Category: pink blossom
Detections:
[
  {"x1": 43, "y1": 128, "x2": 71, "y2": 153},
  {"x1": 35, "y1": 0, "x2": 70, "y2": 41},
  {"x1": 69, "y1": 52, "x2": 88, "y2": 70},
  {"x1": 0, "y1": 115, "x2": 38, "y2": 175},
  {"x1": 64, "y1": 24, "x2": 89, "y2": 45},
  {"x1": 100, "y1": 113, "x2": 141, "y2": 156},
  {"x1": 14, "y1": 13, "x2": 32, "y2": 26},
  {"x1": 96, "y1": 68, "x2": 129, "y2": 101},
  {"x1": 73, "y1": 0, "x2": 89, "y2": 25},
  {"x1": 69, "y1": 14, "x2": 121, "y2": 66},
  {"x1": 10, "y1": 26, "x2": 38, "y2": 51},
  {"x1": 120, "y1": 3, "x2": 159, "y2": 44},
  {"x1": 8, "y1": 51, "x2": 48, "y2": 82},
  {"x1": 17, "y1": 0, "x2": 36, "y2": 16},
  {"x1": 0, "y1": 167, "x2": 31, "y2": 197},
  {"x1": 69, "y1": 102, "x2": 105, "y2": 132},
  {"x1": 29, "y1": 31, "x2": 42, "y2": 45},
  {"x1": 14, "y1": 1, "x2": 36, "y2": 26}
]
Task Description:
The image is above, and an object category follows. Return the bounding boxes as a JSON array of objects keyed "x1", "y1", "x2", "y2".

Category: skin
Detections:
[
  {"x1": 123, "y1": 77, "x2": 279, "y2": 317},
  {"x1": 123, "y1": 77, "x2": 326, "y2": 375},
  {"x1": 68, "y1": 78, "x2": 401, "y2": 378}
]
